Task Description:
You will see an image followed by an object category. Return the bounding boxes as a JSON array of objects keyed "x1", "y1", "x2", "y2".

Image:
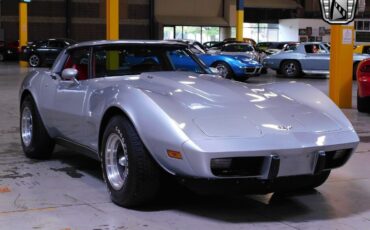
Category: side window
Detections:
[
  {"x1": 305, "y1": 45, "x2": 322, "y2": 54},
  {"x1": 39, "y1": 41, "x2": 48, "y2": 48},
  {"x1": 49, "y1": 41, "x2": 64, "y2": 48},
  {"x1": 63, "y1": 48, "x2": 90, "y2": 81},
  {"x1": 222, "y1": 45, "x2": 234, "y2": 52},
  {"x1": 92, "y1": 46, "x2": 166, "y2": 78},
  {"x1": 168, "y1": 49, "x2": 204, "y2": 73}
]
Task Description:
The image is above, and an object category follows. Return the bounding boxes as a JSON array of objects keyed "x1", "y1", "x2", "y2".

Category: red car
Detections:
[{"x1": 357, "y1": 59, "x2": 370, "y2": 113}]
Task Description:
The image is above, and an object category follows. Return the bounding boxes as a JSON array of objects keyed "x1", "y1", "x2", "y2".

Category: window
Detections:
[
  {"x1": 168, "y1": 49, "x2": 205, "y2": 73},
  {"x1": 305, "y1": 44, "x2": 327, "y2": 54},
  {"x1": 243, "y1": 23, "x2": 279, "y2": 43},
  {"x1": 63, "y1": 48, "x2": 90, "y2": 80},
  {"x1": 49, "y1": 40, "x2": 65, "y2": 48},
  {"x1": 91, "y1": 45, "x2": 206, "y2": 78},
  {"x1": 183, "y1": 26, "x2": 201, "y2": 41},
  {"x1": 163, "y1": 27, "x2": 175, "y2": 40},
  {"x1": 202, "y1": 27, "x2": 220, "y2": 43},
  {"x1": 222, "y1": 44, "x2": 253, "y2": 52},
  {"x1": 164, "y1": 26, "x2": 221, "y2": 43}
]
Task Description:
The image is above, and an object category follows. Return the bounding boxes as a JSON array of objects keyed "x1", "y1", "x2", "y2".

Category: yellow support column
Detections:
[
  {"x1": 19, "y1": 2, "x2": 28, "y2": 67},
  {"x1": 329, "y1": 24, "x2": 354, "y2": 108},
  {"x1": 106, "y1": 0, "x2": 119, "y2": 40},
  {"x1": 106, "y1": 0, "x2": 120, "y2": 70},
  {"x1": 236, "y1": 0, "x2": 244, "y2": 42}
]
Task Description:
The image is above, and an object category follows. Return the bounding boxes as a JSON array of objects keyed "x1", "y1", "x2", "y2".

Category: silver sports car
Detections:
[
  {"x1": 20, "y1": 40, "x2": 359, "y2": 207},
  {"x1": 263, "y1": 42, "x2": 369, "y2": 78}
]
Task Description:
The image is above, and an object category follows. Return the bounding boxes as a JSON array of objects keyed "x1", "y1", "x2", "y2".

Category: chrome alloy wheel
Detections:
[
  {"x1": 105, "y1": 133, "x2": 129, "y2": 190},
  {"x1": 284, "y1": 62, "x2": 297, "y2": 76},
  {"x1": 21, "y1": 106, "x2": 33, "y2": 147},
  {"x1": 29, "y1": 55, "x2": 40, "y2": 67},
  {"x1": 215, "y1": 64, "x2": 229, "y2": 78}
]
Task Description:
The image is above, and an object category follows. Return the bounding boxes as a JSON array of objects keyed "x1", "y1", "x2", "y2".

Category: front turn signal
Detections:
[{"x1": 167, "y1": 150, "x2": 182, "y2": 159}]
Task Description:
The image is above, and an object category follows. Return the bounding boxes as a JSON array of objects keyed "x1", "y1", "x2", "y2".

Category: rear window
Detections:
[{"x1": 223, "y1": 44, "x2": 254, "y2": 52}]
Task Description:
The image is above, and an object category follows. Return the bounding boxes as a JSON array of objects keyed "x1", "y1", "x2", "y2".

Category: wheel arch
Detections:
[
  {"x1": 98, "y1": 106, "x2": 132, "y2": 154},
  {"x1": 20, "y1": 89, "x2": 34, "y2": 108},
  {"x1": 279, "y1": 59, "x2": 302, "y2": 70}
]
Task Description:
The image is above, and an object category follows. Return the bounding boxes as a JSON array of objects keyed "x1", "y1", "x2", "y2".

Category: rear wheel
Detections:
[
  {"x1": 20, "y1": 95, "x2": 55, "y2": 159},
  {"x1": 280, "y1": 60, "x2": 301, "y2": 78},
  {"x1": 101, "y1": 115, "x2": 160, "y2": 207},
  {"x1": 0, "y1": 53, "x2": 4, "y2": 62},
  {"x1": 28, "y1": 54, "x2": 41, "y2": 67},
  {"x1": 357, "y1": 91, "x2": 370, "y2": 113}
]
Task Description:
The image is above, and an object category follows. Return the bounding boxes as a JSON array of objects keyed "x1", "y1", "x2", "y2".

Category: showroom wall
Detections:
[
  {"x1": 0, "y1": 0, "x2": 152, "y2": 42},
  {"x1": 279, "y1": 19, "x2": 331, "y2": 43}
]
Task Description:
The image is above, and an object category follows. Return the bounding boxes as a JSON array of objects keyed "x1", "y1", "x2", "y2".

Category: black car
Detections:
[
  {"x1": 21, "y1": 38, "x2": 76, "y2": 67},
  {"x1": 0, "y1": 41, "x2": 19, "y2": 62}
]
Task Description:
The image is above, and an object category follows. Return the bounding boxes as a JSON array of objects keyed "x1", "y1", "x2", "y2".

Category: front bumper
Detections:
[{"x1": 179, "y1": 130, "x2": 358, "y2": 180}]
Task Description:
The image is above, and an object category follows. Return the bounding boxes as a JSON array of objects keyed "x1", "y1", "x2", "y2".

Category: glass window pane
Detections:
[
  {"x1": 231, "y1": 27, "x2": 236, "y2": 38},
  {"x1": 365, "y1": 21, "x2": 370, "y2": 31},
  {"x1": 163, "y1": 27, "x2": 175, "y2": 40},
  {"x1": 357, "y1": 21, "x2": 364, "y2": 30},
  {"x1": 202, "y1": 27, "x2": 220, "y2": 43},
  {"x1": 243, "y1": 27, "x2": 258, "y2": 43},
  {"x1": 175, "y1": 26, "x2": 183, "y2": 39},
  {"x1": 168, "y1": 49, "x2": 204, "y2": 73},
  {"x1": 183, "y1": 26, "x2": 202, "y2": 41}
]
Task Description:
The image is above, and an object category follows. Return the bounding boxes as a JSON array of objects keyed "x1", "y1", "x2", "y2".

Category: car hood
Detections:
[{"x1": 132, "y1": 71, "x2": 343, "y2": 138}]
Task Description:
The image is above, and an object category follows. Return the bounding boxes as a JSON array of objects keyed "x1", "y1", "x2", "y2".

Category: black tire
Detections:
[
  {"x1": 0, "y1": 52, "x2": 4, "y2": 62},
  {"x1": 20, "y1": 95, "x2": 55, "y2": 159},
  {"x1": 101, "y1": 115, "x2": 160, "y2": 207},
  {"x1": 353, "y1": 62, "x2": 359, "y2": 80},
  {"x1": 357, "y1": 91, "x2": 370, "y2": 113},
  {"x1": 275, "y1": 171, "x2": 331, "y2": 193},
  {"x1": 212, "y1": 62, "x2": 234, "y2": 80},
  {"x1": 28, "y1": 54, "x2": 41, "y2": 67},
  {"x1": 280, "y1": 60, "x2": 302, "y2": 78}
]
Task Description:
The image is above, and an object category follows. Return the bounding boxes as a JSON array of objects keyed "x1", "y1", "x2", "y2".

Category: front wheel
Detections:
[
  {"x1": 213, "y1": 62, "x2": 234, "y2": 79},
  {"x1": 281, "y1": 60, "x2": 302, "y2": 78},
  {"x1": 20, "y1": 95, "x2": 55, "y2": 159},
  {"x1": 0, "y1": 52, "x2": 4, "y2": 62},
  {"x1": 101, "y1": 115, "x2": 160, "y2": 207}
]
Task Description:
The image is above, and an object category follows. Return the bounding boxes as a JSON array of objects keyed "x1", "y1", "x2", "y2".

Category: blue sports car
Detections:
[{"x1": 172, "y1": 40, "x2": 263, "y2": 81}]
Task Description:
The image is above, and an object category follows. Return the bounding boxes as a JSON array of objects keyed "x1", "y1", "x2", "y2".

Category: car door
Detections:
[
  {"x1": 300, "y1": 44, "x2": 330, "y2": 72},
  {"x1": 51, "y1": 47, "x2": 91, "y2": 143}
]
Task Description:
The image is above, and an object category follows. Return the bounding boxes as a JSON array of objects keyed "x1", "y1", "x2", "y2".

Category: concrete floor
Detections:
[{"x1": 1, "y1": 62, "x2": 370, "y2": 230}]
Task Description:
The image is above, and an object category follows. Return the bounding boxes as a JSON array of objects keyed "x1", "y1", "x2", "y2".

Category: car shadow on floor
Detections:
[{"x1": 50, "y1": 147, "x2": 370, "y2": 224}]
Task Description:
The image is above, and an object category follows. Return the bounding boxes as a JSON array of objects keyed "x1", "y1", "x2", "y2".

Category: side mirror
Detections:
[
  {"x1": 209, "y1": 67, "x2": 220, "y2": 75},
  {"x1": 61, "y1": 68, "x2": 79, "y2": 84}
]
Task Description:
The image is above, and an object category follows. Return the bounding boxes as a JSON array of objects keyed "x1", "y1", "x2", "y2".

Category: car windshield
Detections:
[{"x1": 92, "y1": 45, "x2": 208, "y2": 77}]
